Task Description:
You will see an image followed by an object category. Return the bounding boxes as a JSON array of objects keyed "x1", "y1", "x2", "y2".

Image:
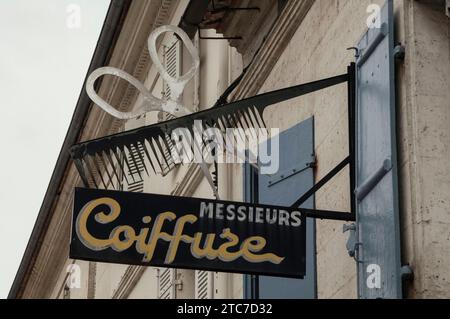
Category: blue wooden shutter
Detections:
[
  {"x1": 244, "y1": 117, "x2": 316, "y2": 299},
  {"x1": 355, "y1": 0, "x2": 402, "y2": 298}
]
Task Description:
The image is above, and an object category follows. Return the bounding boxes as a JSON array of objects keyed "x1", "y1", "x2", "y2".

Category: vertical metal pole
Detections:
[
  {"x1": 347, "y1": 63, "x2": 356, "y2": 216},
  {"x1": 347, "y1": 62, "x2": 358, "y2": 297},
  {"x1": 244, "y1": 160, "x2": 259, "y2": 299},
  {"x1": 252, "y1": 167, "x2": 260, "y2": 299}
]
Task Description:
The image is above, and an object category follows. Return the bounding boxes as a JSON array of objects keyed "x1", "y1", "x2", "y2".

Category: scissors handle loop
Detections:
[{"x1": 86, "y1": 26, "x2": 198, "y2": 120}]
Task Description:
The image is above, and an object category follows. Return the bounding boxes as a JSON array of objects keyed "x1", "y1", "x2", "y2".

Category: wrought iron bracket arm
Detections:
[{"x1": 288, "y1": 156, "x2": 356, "y2": 222}]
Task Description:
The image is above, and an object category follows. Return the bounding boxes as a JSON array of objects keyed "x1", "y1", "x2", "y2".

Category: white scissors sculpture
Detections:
[
  {"x1": 86, "y1": 25, "x2": 198, "y2": 120},
  {"x1": 86, "y1": 25, "x2": 224, "y2": 198}
]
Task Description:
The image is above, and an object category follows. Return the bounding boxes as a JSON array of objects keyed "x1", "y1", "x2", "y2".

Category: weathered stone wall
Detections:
[
  {"x1": 255, "y1": 0, "x2": 449, "y2": 299},
  {"x1": 400, "y1": 0, "x2": 450, "y2": 298},
  {"x1": 45, "y1": 0, "x2": 450, "y2": 300},
  {"x1": 257, "y1": 0, "x2": 390, "y2": 299}
]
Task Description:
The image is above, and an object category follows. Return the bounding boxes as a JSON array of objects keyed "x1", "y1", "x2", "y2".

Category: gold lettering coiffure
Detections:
[{"x1": 76, "y1": 197, "x2": 285, "y2": 265}]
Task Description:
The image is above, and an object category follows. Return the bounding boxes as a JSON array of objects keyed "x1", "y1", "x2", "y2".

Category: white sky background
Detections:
[{"x1": 0, "y1": 0, "x2": 109, "y2": 298}]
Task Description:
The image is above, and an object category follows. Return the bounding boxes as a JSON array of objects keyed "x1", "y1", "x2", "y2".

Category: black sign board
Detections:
[{"x1": 70, "y1": 188, "x2": 306, "y2": 278}]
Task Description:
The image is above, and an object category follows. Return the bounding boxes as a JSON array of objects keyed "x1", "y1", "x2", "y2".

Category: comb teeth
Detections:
[
  {"x1": 72, "y1": 106, "x2": 268, "y2": 189},
  {"x1": 124, "y1": 144, "x2": 142, "y2": 181},
  {"x1": 71, "y1": 72, "x2": 349, "y2": 189}
]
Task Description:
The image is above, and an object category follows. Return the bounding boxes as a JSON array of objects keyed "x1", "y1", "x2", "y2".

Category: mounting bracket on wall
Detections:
[
  {"x1": 71, "y1": 61, "x2": 357, "y2": 223},
  {"x1": 394, "y1": 44, "x2": 405, "y2": 60}
]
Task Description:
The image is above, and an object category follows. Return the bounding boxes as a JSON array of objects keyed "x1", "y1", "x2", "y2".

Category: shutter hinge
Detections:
[
  {"x1": 343, "y1": 223, "x2": 363, "y2": 263},
  {"x1": 268, "y1": 155, "x2": 316, "y2": 187},
  {"x1": 401, "y1": 265, "x2": 414, "y2": 282}
]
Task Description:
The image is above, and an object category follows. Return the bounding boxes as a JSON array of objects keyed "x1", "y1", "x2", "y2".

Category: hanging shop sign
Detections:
[
  {"x1": 70, "y1": 187, "x2": 306, "y2": 278},
  {"x1": 70, "y1": 25, "x2": 356, "y2": 280}
]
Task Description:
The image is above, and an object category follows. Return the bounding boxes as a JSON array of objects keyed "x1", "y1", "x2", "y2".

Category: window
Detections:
[{"x1": 244, "y1": 117, "x2": 317, "y2": 299}]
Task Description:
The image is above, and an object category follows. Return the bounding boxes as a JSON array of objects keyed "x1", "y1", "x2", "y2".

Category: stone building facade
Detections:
[{"x1": 9, "y1": 0, "x2": 450, "y2": 299}]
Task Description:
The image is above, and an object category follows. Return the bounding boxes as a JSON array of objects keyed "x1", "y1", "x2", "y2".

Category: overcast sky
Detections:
[{"x1": 0, "y1": 0, "x2": 109, "y2": 298}]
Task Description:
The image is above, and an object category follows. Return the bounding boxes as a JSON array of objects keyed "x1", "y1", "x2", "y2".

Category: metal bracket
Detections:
[
  {"x1": 343, "y1": 223, "x2": 363, "y2": 263},
  {"x1": 347, "y1": 47, "x2": 360, "y2": 59},
  {"x1": 211, "y1": 0, "x2": 260, "y2": 13},
  {"x1": 394, "y1": 44, "x2": 405, "y2": 60},
  {"x1": 292, "y1": 156, "x2": 350, "y2": 208},
  {"x1": 401, "y1": 265, "x2": 414, "y2": 282},
  {"x1": 199, "y1": 0, "x2": 259, "y2": 40}
]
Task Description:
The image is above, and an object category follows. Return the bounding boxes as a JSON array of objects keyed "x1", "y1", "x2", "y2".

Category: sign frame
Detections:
[{"x1": 70, "y1": 187, "x2": 310, "y2": 279}]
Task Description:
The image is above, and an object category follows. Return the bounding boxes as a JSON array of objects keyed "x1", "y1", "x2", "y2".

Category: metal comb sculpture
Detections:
[{"x1": 71, "y1": 25, "x2": 350, "y2": 195}]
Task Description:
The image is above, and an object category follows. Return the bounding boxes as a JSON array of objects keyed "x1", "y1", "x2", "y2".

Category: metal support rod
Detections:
[
  {"x1": 289, "y1": 65, "x2": 356, "y2": 222},
  {"x1": 249, "y1": 163, "x2": 260, "y2": 299},
  {"x1": 348, "y1": 63, "x2": 357, "y2": 215},
  {"x1": 303, "y1": 209, "x2": 355, "y2": 222},
  {"x1": 291, "y1": 156, "x2": 350, "y2": 209},
  {"x1": 211, "y1": 0, "x2": 260, "y2": 13}
]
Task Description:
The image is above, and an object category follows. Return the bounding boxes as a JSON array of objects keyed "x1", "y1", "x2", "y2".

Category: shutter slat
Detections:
[
  {"x1": 195, "y1": 270, "x2": 212, "y2": 299},
  {"x1": 158, "y1": 268, "x2": 175, "y2": 299}
]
